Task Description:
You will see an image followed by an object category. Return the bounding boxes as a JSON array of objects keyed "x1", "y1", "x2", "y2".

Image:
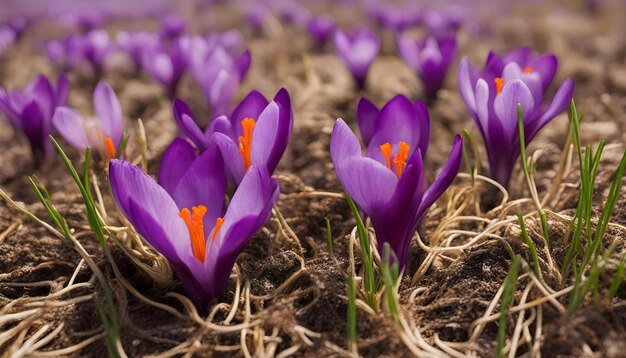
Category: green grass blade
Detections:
[
  {"x1": 325, "y1": 217, "x2": 333, "y2": 257},
  {"x1": 345, "y1": 193, "x2": 376, "y2": 309},
  {"x1": 496, "y1": 256, "x2": 521, "y2": 358}
]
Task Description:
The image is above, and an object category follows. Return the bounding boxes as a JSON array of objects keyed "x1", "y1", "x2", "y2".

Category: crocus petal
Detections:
[
  {"x1": 414, "y1": 101, "x2": 431, "y2": 156},
  {"x1": 93, "y1": 81, "x2": 123, "y2": 145},
  {"x1": 366, "y1": 95, "x2": 423, "y2": 164},
  {"x1": 158, "y1": 137, "x2": 197, "y2": 195},
  {"x1": 235, "y1": 49, "x2": 251, "y2": 80},
  {"x1": 494, "y1": 79, "x2": 534, "y2": 142},
  {"x1": 31, "y1": 75, "x2": 55, "y2": 120},
  {"x1": 417, "y1": 134, "x2": 462, "y2": 220},
  {"x1": 52, "y1": 106, "x2": 89, "y2": 150},
  {"x1": 215, "y1": 165, "x2": 279, "y2": 255},
  {"x1": 55, "y1": 75, "x2": 69, "y2": 106},
  {"x1": 329, "y1": 119, "x2": 363, "y2": 164},
  {"x1": 205, "y1": 115, "x2": 233, "y2": 141},
  {"x1": 211, "y1": 132, "x2": 245, "y2": 184},
  {"x1": 230, "y1": 90, "x2": 269, "y2": 139},
  {"x1": 20, "y1": 101, "x2": 48, "y2": 155},
  {"x1": 109, "y1": 159, "x2": 191, "y2": 261},
  {"x1": 250, "y1": 101, "x2": 280, "y2": 170},
  {"x1": 474, "y1": 79, "x2": 491, "y2": 136},
  {"x1": 458, "y1": 57, "x2": 477, "y2": 116},
  {"x1": 172, "y1": 143, "x2": 227, "y2": 238},
  {"x1": 503, "y1": 46, "x2": 533, "y2": 67},
  {"x1": 527, "y1": 78, "x2": 575, "y2": 141},
  {"x1": 357, "y1": 97, "x2": 379, "y2": 146},
  {"x1": 173, "y1": 99, "x2": 208, "y2": 150},
  {"x1": 331, "y1": 118, "x2": 397, "y2": 213},
  {"x1": 530, "y1": 54, "x2": 558, "y2": 92},
  {"x1": 250, "y1": 89, "x2": 292, "y2": 174}
]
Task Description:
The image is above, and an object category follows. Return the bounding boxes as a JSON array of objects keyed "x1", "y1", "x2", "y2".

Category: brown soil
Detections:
[{"x1": 1, "y1": 1, "x2": 626, "y2": 357}]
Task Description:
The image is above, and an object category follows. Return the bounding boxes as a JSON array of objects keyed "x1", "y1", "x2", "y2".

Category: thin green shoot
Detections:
[
  {"x1": 608, "y1": 255, "x2": 626, "y2": 299},
  {"x1": 345, "y1": 193, "x2": 376, "y2": 309},
  {"x1": 461, "y1": 129, "x2": 480, "y2": 184},
  {"x1": 517, "y1": 212, "x2": 541, "y2": 280},
  {"x1": 380, "y1": 243, "x2": 400, "y2": 323},
  {"x1": 48, "y1": 136, "x2": 121, "y2": 357},
  {"x1": 496, "y1": 256, "x2": 521, "y2": 358},
  {"x1": 517, "y1": 104, "x2": 550, "y2": 250},
  {"x1": 569, "y1": 148, "x2": 626, "y2": 311},
  {"x1": 325, "y1": 217, "x2": 333, "y2": 257}
]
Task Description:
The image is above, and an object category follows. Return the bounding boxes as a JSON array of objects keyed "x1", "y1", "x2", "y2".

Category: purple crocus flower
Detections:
[
  {"x1": 330, "y1": 102, "x2": 462, "y2": 269},
  {"x1": 142, "y1": 37, "x2": 187, "y2": 98},
  {"x1": 116, "y1": 31, "x2": 160, "y2": 72},
  {"x1": 246, "y1": 5, "x2": 270, "y2": 31},
  {"x1": 457, "y1": 47, "x2": 575, "y2": 186},
  {"x1": 185, "y1": 40, "x2": 251, "y2": 117},
  {"x1": 109, "y1": 150, "x2": 279, "y2": 310},
  {"x1": 159, "y1": 14, "x2": 186, "y2": 40},
  {"x1": 81, "y1": 30, "x2": 114, "y2": 74},
  {"x1": 46, "y1": 30, "x2": 114, "y2": 75},
  {"x1": 173, "y1": 88, "x2": 292, "y2": 185},
  {"x1": 334, "y1": 28, "x2": 380, "y2": 88},
  {"x1": 377, "y1": 6, "x2": 421, "y2": 31},
  {"x1": 422, "y1": 9, "x2": 464, "y2": 39},
  {"x1": 0, "y1": 75, "x2": 68, "y2": 159},
  {"x1": 52, "y1": 81, "x2": 123, "y2": 161},
  {"x1": 397, "y1": 34, "x2": 457, "y2": 99},
  {"x1": 307, "y1": 15, "x2": 336, "y2": 47}
]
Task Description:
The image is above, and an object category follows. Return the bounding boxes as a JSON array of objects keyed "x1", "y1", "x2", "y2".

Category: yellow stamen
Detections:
[
  {"x1": 238, "y1": 118, "x2": 256, "y2": 171},
  {"x1": 210, "y1": 217, "x2": 224, "y2": 243},
  {"x1": 393, "y1": 142, "x2": 410, "y2": 177},
  {"x1": 494, "y1": 77, "x2": 504, "y2": 94},
  {"x1": 524, "y1": 67, "x2": 533, "y2": 74},
  {"x1": 179, "y1": 205, "x2": 208, "y2": 262},
  {"x1": 104, "y1": 136, "x2": 116, "y2": 159},
  {"x1": 380, "y1": 142, "x2": 392, "y2": 169}
]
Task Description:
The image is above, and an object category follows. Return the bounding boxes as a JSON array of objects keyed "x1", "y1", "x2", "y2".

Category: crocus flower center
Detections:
[
  {"x1": 494, "y1": 77, "x2": 504, "y2": 94},
  {"x1": 94, "y1": 128, "x2": 116, "y2": 160},
  {"x1": 179, "y1": 205, "x2": 208, "y2": 262},
  {"x1": 238, "y1": 118, "x2": 256, "y2": 171},
  {"x1": 524, "y1": 67, "x2": 533, "y2": 74},
  {"x1": 104, "y1": 136, "x2": 116, "y2": 159},
  {"x1": 380, "y1": 141, "x2": 410, "y2": 177}
]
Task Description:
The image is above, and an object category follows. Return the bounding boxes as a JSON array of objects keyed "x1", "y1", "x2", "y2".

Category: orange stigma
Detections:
[
  {"x1": 494, "y1": 77, "x2": 504, "y2": 94},
  {"x1": 210, "y1": 217, "x2": 224, "y2": 243},
  {"x1": 179, "y1": 205, "x2": 208, "y2": 262},
  {"x1": 238, "y1": 118, "x2": 256, "y2": 171},
  {"x1": 524, "y1": 67, "x2": 533, "y2": 74},
  {"x1": 393, "y1": 142, "x2": 410, "y2": 177},
  {"x1": 104, "y1": 136, "x2": 116, "y2": 159},
  {"x1": 379, "y1": 141, "x2": 410, "y2": 177},
  {"x1": 380, "y1": 142, "x2": 393, "y2": 169}
]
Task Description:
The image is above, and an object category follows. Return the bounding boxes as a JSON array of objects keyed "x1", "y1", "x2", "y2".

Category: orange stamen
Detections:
[
  {"x1": 524, "y1": 67, "x2": 533, "y2": 74},
  {"x1": 494, "y1": 77, "x2": 504, "y2": 94},
  {"x1": 104, "y1": 136, "x2": 116, "y2": 159},
  {"x1": 210, "y1": 217, "x2": 224, "y2": 243},
  {"x1": 392, "y1": 142, "x2": 410, "y2": 177},
  {"x1": 179, "y1": 205, "x2": 208, "y2": 262},
  {"x1": 238, "y1": 118, "x2": 256, "y2": 171},
  {"x1": 380, "y1": 142, "x2": 393, "y2": 169}
]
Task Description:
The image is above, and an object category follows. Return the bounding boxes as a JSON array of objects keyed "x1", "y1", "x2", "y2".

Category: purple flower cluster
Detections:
[
  {"x1": 0, "y1": 75, "x2": 68, "y2": 158},
  {"x1": 52, "y1": 81, "x2": 124, "y2": 161},
  {"x1": 331, "y1": 95, "x2": 462, "y2": 269},
  {"x1": 458, "y1": 47, "x2": 574, "y2": 186},
  {"x1": 397, "y1": 34, "x2": 457, "y2": 99}
]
